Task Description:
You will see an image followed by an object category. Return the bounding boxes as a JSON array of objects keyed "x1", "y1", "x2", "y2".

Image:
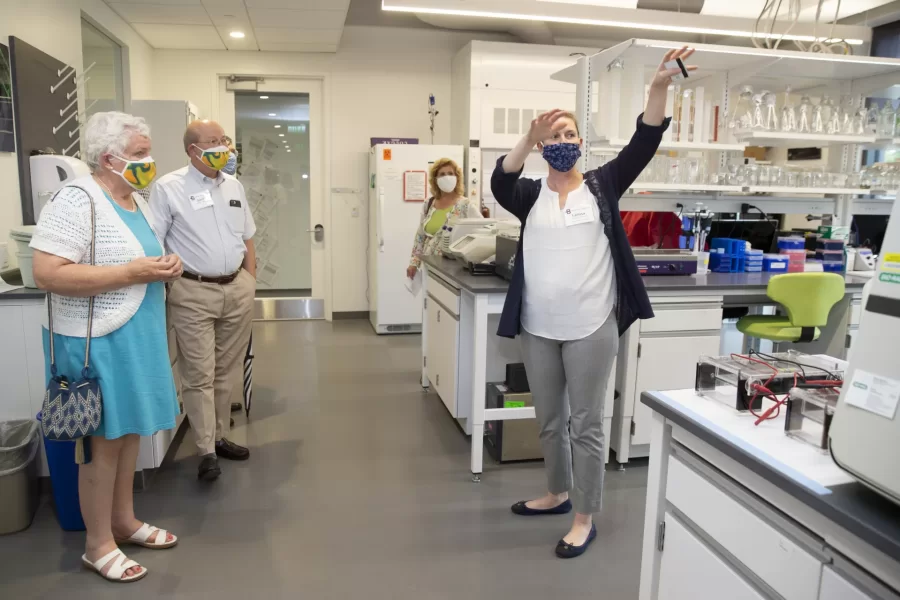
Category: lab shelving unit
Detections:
[
  {"x1": 553, "y1": 39, "x2": 900, "y2": 463},
  {"x1": 552, "y1": 38, "x2": 900, "y2": 222}
]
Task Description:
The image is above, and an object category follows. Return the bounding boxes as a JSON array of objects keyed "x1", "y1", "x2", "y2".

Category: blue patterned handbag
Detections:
[{"x1": 40, "y1": 186, "x2": 102, "y2": 464}]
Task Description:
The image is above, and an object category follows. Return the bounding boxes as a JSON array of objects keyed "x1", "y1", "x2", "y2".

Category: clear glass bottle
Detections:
[
  {"x1": 855, "y1": 96, "x2": 868, "y2": 135},
  {"x1": 812, "y1": 96, "x2": 831, "y2": 134},
  {"x1": 879, "y1": 100, "x2": 896, "y2": 138},
  {"x1": 866, "y1": 100, "x2": 880, "y2": 135},
  {"x1": 729, "y1": 85, "x2": 754, "y2": 132},
  {"x1": 797, "y1": 96, "x2": 813, "y2": 133},
  {"x1": 752, "y1": 92, "x2": 766, "y2": 130},
  {"x1": 763, "y1": 91, "x2": 779, "y2": 131},
  {"x1": 781, "y1": 87, "x2": 797, "y2": 133},
  {"x1": 684, "y1": 89, "x2": 696, "y2": 143},
  {"x1": 826, "y1": 96, "x2": 841, "y2": 135}
]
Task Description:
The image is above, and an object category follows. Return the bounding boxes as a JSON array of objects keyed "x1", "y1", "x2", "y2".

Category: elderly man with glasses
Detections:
[{"x1": 149, "y1": 120, "x2": 257, "y2": 482}]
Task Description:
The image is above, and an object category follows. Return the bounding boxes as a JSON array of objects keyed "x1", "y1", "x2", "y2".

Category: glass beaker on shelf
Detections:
[
  {"x1": 729, "y1": 85, "x2": 754, "y2": 132},
  {"x1": 798, "y1": 169, "x2": 814, "y2": 188},
  {"x1": 763, "y1": 91, "x2": 779, "y2": 131},
  {"x1": 853, "y1": 95, "x2": 867, "y2": 135},
  {"x1": 811, "y1": 97, "x2": 828, "y2": 134},
  {"x1": 781, "y1": 87, "x2": 797, "y2": 133},
  {"x1": 782, "y1": 167, "x2": 801, "y2": 187},
  {"x1": 826, "y1": 96, "x2": 841, "y2": 134},
  {"x1": 752, "y1": 93, "x2": 767, "y2": 130},
  {"x1": 797, "y1": 96, "x2": 813, "y2": 133},
  {"x1": 830, "y1": 172, "x2": 849, "y2": 189},
  {"x1": 812, "y1": 170, "x2": 829, "y2": 188},
  {"x1": 866, "y1": 100, "x2": 880, "y2": 135},
  {"x1": 879, "y1": 100, "x2": 896, "y2": 138}
]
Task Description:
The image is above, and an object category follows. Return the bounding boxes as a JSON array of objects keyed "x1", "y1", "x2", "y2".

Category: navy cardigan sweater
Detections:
[{"x1": 491, "y1": 114, "x2": 671, "y2": 339}]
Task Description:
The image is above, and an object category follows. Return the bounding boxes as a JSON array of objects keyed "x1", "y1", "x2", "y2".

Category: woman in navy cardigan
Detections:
[{"x1": 491, "y1": 47, "x2": 696, "y2": 558}]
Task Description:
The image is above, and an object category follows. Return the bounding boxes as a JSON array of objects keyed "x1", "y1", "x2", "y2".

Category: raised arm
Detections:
[{"x1": 602, "y1": 47, "x2": 697, "y2": 198}]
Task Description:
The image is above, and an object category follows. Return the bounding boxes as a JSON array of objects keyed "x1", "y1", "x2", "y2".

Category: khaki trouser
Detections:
[{"x1": 168, "y1": 269, "x2": 255, "y2": 456}]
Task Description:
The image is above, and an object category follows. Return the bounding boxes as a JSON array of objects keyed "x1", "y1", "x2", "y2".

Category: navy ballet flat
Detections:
[
  {"x1": 510, "y1": 499, "x2": 573, "y2": 516},
  {"x1": 555, "y1": 524, "x2": 597, "y2": 559}
]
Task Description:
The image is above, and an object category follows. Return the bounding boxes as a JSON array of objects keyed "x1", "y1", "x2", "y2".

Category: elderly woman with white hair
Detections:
[{"x1": 30, "y1": 111, "x2": 182, "y2": 583}]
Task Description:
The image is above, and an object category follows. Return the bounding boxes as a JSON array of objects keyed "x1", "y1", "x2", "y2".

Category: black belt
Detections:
[{"x1": 182, "y1": 270, "x2": 241, "y2": 285}]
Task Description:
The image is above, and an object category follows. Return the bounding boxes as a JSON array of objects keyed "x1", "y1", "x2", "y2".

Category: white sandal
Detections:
[
  {"x1": 116, "y1": 523, "x2": 178, "y2": 549},
  {"x1": 82, "y1": 548, "x2": 148, "y2": 583}
]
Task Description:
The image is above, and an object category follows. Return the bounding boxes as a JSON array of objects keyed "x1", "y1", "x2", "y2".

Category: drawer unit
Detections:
[
  {"x1": 666, "y1": 455, "x2": 823, "y2": 600},
  {"x1": 426, "y1": 273, "x2": 460, "y2": 317},
  {"x1": 659, "y1": 512, "x2": 767, "y2": 600},
  {"x1": 641, "y1": 305, "x2": 723, "y2": 334}
]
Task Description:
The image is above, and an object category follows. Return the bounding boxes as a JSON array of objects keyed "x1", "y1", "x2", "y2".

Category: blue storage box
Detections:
[
  {"x1": 777, "y1": 237, "x2": 805, "y2": 250},
  {"x1": 816, "y1": 239, "x2": 845, "y2": 251},
  {"x1": 822, "y1": 261, "x2": 844, "y2": 272},
  {"x1": 763, "y1": 254, "x2": 789, "y2": 272}
]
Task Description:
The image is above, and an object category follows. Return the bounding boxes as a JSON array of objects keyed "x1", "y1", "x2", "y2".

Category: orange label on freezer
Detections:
[{"x1": 383, "y1": 148, "x2": 392, "y2": 160}]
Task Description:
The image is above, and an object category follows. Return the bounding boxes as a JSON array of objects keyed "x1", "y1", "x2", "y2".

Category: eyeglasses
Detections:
[{"x1": 198, "y1": 137, "x2": 230, "y2": 146}]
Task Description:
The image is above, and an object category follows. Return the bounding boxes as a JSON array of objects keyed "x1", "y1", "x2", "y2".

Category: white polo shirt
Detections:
[{"x1": 149, "y1": 165, "x2": 256, "y2": 277}]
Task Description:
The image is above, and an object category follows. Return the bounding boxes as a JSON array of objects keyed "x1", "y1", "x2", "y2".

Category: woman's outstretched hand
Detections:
[
  {"x1": 651, "y1": 46, "x2": 698, "y2": 90},
  {"x1": 527, "y1": 110, "x2": 571, "y2": 146}
]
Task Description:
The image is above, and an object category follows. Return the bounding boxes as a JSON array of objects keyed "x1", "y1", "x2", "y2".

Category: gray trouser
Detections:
[{"x1": 518, "y1": 314, "x2": 619, "y2": 514}]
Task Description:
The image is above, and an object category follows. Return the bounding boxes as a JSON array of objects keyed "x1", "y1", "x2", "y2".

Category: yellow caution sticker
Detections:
[{"x1": 883, "y1": 253, "x2": 900, "y2": 273}]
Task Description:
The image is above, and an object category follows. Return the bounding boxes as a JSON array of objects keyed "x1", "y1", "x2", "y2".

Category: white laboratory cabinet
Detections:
[
  {"x1": 614, "y1": 298, "x2": 722, "y2": 462},
  {"x1": 425, "y1": 276, "x2": 461, "y2": 417},
  {"x1": 0, "y1": 293, "x2": 184, "y2": 478}
]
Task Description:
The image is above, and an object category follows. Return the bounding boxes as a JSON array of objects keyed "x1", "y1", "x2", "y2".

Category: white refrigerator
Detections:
[{"x1": 368, "y1": 144, "x2": 465, "y2": 334}]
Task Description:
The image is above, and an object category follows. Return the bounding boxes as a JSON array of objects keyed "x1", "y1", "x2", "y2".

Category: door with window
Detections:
[{"x1": 218, "y1": 78, "x2": 327, "y2": 319}]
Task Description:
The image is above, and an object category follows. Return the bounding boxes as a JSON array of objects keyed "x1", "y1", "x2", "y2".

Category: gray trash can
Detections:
[{"x1": 0, "y1": 420, "x2": 40, "y2": 535}]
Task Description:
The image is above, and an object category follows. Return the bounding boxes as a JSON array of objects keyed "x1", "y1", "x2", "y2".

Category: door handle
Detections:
[{"x1": 307, "y1": 224, "x2": 324, "y2": 242}]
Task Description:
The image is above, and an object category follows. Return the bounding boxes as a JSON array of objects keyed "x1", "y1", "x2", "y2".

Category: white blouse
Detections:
[
  {"x1": 521, "y1": 179, "x2": 616, "y2": 341},
  {"x1": 30, "y1": 175, "x2": 160, "y2": 338}
]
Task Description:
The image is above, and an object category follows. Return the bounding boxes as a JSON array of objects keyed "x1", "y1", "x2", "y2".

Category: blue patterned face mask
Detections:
[{"x1": 541, "y1": 142, "x2": 581, "y2": 172}]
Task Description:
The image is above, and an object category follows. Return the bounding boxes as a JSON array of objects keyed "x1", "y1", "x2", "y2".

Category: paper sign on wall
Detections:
[
  {"x1": 403, "y1": 170, "x2": 427, "y2": 202},
  {"x1": 845, "y1": 369, "x2": 900, "y2": 420}
]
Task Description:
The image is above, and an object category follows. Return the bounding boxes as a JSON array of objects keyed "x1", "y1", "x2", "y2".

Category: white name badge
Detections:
[
  {"x1": 563, "y1": 205, "x2": 594, "y2": 227},
  {"x1": 189, "y1": 190, "x2": 213, "y2": 211}
]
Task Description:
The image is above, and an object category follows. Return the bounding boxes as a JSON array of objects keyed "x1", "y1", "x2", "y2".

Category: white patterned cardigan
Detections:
[
  {"x1": 29, "y1": 175, "x2": 162, "y2": 338},
  {"x1": 408, "y1": 198, "x2": 482, "y2": 268}
]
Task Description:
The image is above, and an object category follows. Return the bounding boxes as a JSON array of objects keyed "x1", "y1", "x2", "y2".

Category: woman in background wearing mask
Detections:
[
  {"x1": 406, "y1": 157, "x2": 482, "y2": 279},
  {"x1": 30, "y1": 112, "x2": 182, "y2": 583},
  {"x1": 491, "y1": 48, "x2": 696, "y2": 558},
  {"x1": 222, "y1": 135, "x2": 238, "y2": 176}
]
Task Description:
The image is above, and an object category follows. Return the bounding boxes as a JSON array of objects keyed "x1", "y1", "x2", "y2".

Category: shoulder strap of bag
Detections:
[
  {"x1": 47, "y1": 185, "x2": 97, "y2": 379},
  {"x1": 425, "y1": 196, "x2": 435, "y2": 213}
]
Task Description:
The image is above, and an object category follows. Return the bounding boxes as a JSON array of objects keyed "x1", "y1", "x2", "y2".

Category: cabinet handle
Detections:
[
  {"x1": 437, "y1": 309, "x2": 441, "y2": 323},
  {"x1": 436, "y1": 374, "x2": 440, "y2": 386}
]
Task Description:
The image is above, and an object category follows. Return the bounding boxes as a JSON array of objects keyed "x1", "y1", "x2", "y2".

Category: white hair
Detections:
[{"x1": 82, "y1": 111, "x2": 151, "y2": 171}]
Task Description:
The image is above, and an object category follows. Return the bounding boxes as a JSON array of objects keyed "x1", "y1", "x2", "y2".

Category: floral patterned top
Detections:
[{"x1": 409, "y1": 197, "x2": 482, "y2": 268}]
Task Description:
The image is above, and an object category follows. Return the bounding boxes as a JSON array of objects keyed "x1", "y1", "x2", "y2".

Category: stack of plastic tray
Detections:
[
  {"x1": 744, "y1": 249, "x2": 764, "y2": 272},
  {"x1": 709, "y1": 238, "x2": 747, "y2": 273},
  {"x1": 815, "y1": 238, "x2": 845, "y2": 272},
  {"x1": 777, "y1": 236, "x2": 807, "y2": 273},
  {"x1": 763, "y1": 254, "x2": 788, "y2": 272}
]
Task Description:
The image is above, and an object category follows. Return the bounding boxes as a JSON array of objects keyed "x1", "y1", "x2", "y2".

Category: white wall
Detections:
[
  {"x1": 0, "y1": 0, "x2": 152, "y2": 238},
  {"x1": 152, "y1": 25, "x2": 512, "y2": 313}
]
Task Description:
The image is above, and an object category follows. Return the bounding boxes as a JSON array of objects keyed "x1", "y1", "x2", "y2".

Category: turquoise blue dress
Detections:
[{"x1": 42, "y1": 195, "x2": 179, "y2": 440}]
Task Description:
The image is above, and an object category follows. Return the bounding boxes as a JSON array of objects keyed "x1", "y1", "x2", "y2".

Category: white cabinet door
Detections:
[
  {"x1": 631, "y1": 335, "x2": 720, "y2": 445},
  {"x1": 426, "y1": 296, "x2": 443, "y2": 394},
  {"x1": 426, "y1": 296, "x2": 459, "y2": 416},
  {"x1": 659, "y1": 512, "x2": 767, "y2": 600},
  {"x1": 819, "y1": 567, "x2": 876, "y2": 600},
  {"x1": 0, "y1": 305, "x2": 33, "y2": 421}
]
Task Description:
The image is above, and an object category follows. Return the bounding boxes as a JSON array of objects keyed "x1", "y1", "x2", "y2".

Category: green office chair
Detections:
[{"x1": 737, "y1": 273, "x2": 845, "y2": 343}]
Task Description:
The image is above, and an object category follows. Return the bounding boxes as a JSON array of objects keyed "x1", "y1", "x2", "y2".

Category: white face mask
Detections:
[{"x1": 437, "y1": 175, "x2": 457, "y2": 194}]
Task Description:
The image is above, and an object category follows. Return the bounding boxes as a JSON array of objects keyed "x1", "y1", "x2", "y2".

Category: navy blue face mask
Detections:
[{"x1": 542, "y1": 142, "x2": 582, "y2": 172}]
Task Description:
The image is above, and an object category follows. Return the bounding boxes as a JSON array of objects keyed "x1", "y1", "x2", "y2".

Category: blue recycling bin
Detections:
[{"x1": 36, "y1": 413, "x2": 85, "y2": 531}]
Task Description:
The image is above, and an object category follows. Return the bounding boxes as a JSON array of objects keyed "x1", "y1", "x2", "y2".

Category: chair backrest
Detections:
[{"x1": 767, "y1": 273, "x2": 846, "y2": 327}]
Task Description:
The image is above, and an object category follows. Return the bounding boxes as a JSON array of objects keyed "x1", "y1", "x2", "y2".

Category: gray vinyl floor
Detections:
[{"x1": 0, "y1": 320, "x2": 648, "y2": 599}]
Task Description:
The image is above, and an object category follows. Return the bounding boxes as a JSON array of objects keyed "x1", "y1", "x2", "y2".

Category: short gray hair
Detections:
[{"x1": 82, "y1": 111, "x2": 151, "y2": 171}]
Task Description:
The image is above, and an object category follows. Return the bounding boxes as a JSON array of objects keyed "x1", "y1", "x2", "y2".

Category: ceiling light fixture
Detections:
[
  {"x1": 279, "y1": 133, "x2": 285, "y2": 137},
  {"x1": 260, "y1": 95, "x2": 269, "y2": 99},
  {"x1": 274, "y1": 125, "x2": 281, "y2": 128},
  {"x1": 229, "y1": 31, "x2": 245, "y2": 39},
  {"x1": 380, "y1": 4, "x2": 865, "y2": 45},
  {"x1": 268, "y1": 113, "x2": 276, "y2": 116},
  {"x1": 302, "y1": 174, "x2": 309, "y2": 179}
]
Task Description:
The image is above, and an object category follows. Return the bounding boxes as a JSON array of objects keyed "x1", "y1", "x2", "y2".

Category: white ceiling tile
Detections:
[
  {"x1": 256, "y1": 41, "x2": 338, "y2": 53},
  {"x1": 105, "y1": 0, "x2": 201, "y2": 4},
  {"x1": 248, "y1": 8, "x2": 348, "y2": 29},
  {"x1": 252, "y1": 27, "x2": 342, "y2": 44},
  {"x1": 132, "y1": 23, "x2": 226, "y2": 49},
  {"x1": 106, "y1": 3, "x2": 212, "y2": 25},
  {"x1": 245, "y1": 0, "x2": 349, "y2": 8}
]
